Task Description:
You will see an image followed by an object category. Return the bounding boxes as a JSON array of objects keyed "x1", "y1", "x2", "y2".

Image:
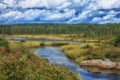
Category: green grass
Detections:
[
  {"x1": 8, "y1": 41, "x2": 69, "y2": 50},
  {"x1": 60, "y1": 43, "x2": 120, "y2": 64},
  {"x1": 0, "y1": 38, "x2": 81, "y2": 80}
]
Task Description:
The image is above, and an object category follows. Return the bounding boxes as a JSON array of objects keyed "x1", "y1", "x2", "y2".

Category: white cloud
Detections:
[
  {"x1": 24, "y1": 9, "x2": 44, "y2": 20},
  {"x1": 91, "y1": 10, "x2": 120, "y2": 23},
  {"x1": 45, "y1": 10, "x2": 75, "y2": 20},
  {"x1": 99, "y1": 11, "x2": 105, "y2": 14},
  {"x1": 68, "y1": 10, "x2": 92, "y2": 23},
  {"x1": 1, "y1": 9, "x2": 45, "y2": 21},
  {"x1": 57, "y1": 2, "x2": 72, "y2": 9},
  {"x1": 97, "y1": 0, "x2": 120, "y2": 9},
  {"x1": 20, "y1": 0, "x2": 47, "y2": 8},
  {"x1": 2, "y1": 11, "x2": 22, "y2": 18},
  {"x1": 0, "y1": 3, "x2": 7, "y2": 9},
  {"x1": 99, "y1": 18, "x2": 120, "y2": 24},
  {"x1": 20, "y1": 0, "x2": 69, "y2": 9},
  {"x1": 92, "y1": 16, "x2": 120, "y2": 24},
  {"x1": 0, "y1": 0, "x2": 120, "y2": 24},
  {"x1": 46, "y1": 0, "x2": 68, "y2": 8},
  {"x1": 3, "y1": 0, "x2": 16, "y2": 7},
  {"x1": 92, "y1": 17, "x2": 101, "y2": 22},
  {"x1": 103, "y1": 10, "x2": 118, "y2": 20}
]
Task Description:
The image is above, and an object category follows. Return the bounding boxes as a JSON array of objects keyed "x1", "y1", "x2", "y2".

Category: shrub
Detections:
[
  {"x1": 0, "y1": 37, "x2": 9, "y2": 52},
  {"x1": 91, "y1": 48, "x2": 105, "y2": 59},
  {"x1": 110, "y1": 35, "x2": 120, "y2": 47},
  {"x1": 51, "y1": 42, "x2": 69, "y2": 46},
  {"x1": 0, "y1": 37, "x2": 8, "y2": 47},
  {"x1": 40, "y1": 42, "x2": 45, "y2": 47},
  {"x1": 20, "y1": 40, "x2": 26, "y2": 43},
  {"x1": 105, "y1": 47, "x2": 120, "y2": 61},
  {"x1": 81, "y1": 44, "x2": 92, "y2": 49}
]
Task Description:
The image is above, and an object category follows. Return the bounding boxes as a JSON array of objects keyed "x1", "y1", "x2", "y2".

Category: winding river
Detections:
[
  {"x1": 11, "y1": 37, "x2": 120, "y2": 80},
  {"x1": 35, "y1": 47, "x2": 120, "y2": 80}
]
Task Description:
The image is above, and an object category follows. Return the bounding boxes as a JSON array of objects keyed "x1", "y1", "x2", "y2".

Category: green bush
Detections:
[
  {"x1": 105, "y1": 47, "x2": 120, "y2": 61},
  {"x1": 40, "y1": 42, "x2": 45, "y2": 47},
  {"x1": 110, "y1": 35, "x2": 120, "y2": 47},
  {"x1": 81, "y1": 44, "x2": 92, "y2": 49},
  {"x1": 0, "y1": 37, "x2": 10, "y2": 52},
  {"x1": 0, "y1": 37, "x2": 8, "y2": 47}
]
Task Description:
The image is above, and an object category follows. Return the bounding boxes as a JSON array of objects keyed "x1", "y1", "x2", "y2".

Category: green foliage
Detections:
[
  {"x1": 81, "y1": 44, "x2": 92, "y2": 49},
  {"x1": 0, "y1": 37, "x2": 10, "y2": 52},
  {"x1": 0, "y1": 24, "x2": 120, "y2": 38},
  {"x1": 111, "y1": 34, "x2": 120, "y2": 47},
  {"x1": 0, "y1": 37, "x2": 8, "y2": 47},
  {"x1": 0, "y1": 73, "x2": 7, "y2": 80},
  {"x1": 105, "y1": 47, "x2": 120, "y2": 61},
  {"x1": 40, "y1": 42, "x2": 45, "y2": 47},
  {"x1": 0, "y1": 43, "x2": 80, "y2": 80},
  {"x1": 61, "y1": 44, "x2": 120, "y2": 64}
]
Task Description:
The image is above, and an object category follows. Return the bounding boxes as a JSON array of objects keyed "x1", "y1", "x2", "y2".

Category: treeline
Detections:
[{"x1": 0, "y1": 23, "x2": 120, "y2": 38}]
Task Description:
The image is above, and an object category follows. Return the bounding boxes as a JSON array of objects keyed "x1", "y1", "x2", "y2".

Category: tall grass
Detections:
[
  {"x1": 60, "y1": 43, "x2": 120, "y2": 64},
  {"x1": 0, "y1": 39, "x2": 81, "y2": 80}
]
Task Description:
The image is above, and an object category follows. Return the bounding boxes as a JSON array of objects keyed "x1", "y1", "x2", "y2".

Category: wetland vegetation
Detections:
[
  {"x1": 0, "y1": 37, "x2": 81, "y2": 80},
  {"x1": 0, "y1": 23, "x2": 120, "y2": 79}
]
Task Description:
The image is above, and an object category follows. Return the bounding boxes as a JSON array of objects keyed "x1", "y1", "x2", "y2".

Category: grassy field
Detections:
[
  {"x1": 1, "y1": 33, "x2": 120, "y2": 79},
  {"x1": 0, "y1": 37, "x2": 81, "y2": 80},
  {"x1": 60, "y1": 43, "x2": 120, "y2": 64}
]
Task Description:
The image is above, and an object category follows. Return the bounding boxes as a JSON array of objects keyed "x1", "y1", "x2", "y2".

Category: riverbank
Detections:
[
  {"x1": 60, "y1": 43, "x2": 120, "y2": 74},
  {"x1": 0, "y1": 38, "x2": 81, "y2": 80}
]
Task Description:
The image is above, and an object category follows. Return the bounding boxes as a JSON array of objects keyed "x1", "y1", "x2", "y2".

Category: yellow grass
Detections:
[{"x1": 1, "y1": 34, "x2": 109, "y2": 43}]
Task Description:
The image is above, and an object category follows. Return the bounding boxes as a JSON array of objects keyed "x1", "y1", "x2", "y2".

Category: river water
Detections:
[
  {"x1": 11, "y1": 37, "x2": 120, "y2": 80},
  {"x1": 35, "y1": 47, "x2": 120, "y2": 80}
]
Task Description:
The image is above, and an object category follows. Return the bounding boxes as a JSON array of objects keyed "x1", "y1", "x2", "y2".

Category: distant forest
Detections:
[{"x1": 0, "y1": 24, "x2": 120, "y2": 38}]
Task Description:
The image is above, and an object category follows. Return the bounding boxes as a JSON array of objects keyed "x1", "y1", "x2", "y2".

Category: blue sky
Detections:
[{"x1": 0, "y1": 0, "x2": 120, "y2": 24}]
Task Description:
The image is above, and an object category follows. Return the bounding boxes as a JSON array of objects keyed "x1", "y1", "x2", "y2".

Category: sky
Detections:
[{"x1": 0, "y1": 0, "x2": 120, "y2": 24}]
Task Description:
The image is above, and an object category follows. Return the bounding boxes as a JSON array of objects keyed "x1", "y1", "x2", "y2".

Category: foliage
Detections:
[
  {"x1": 61, "y1": 44, "x2": 120, "y2": 64},
  {"x1": 0, "y1": 37, "x2": 8, "y2": 47},
  {"x1": 104, "y1": 47, "x2": 120, "y2": 61},
  {"x1": 0, "y1": 37, "x2": 10, "y2": 52},
  {"x1": 110, "y1": 34, "x2": 120, "y2": 47},
  {"x1": 0, "y1": 24, "x2": 120, "y2": 38},
  {"x1": 0, "y1": 42, "x2": 81, "y2": 80}
]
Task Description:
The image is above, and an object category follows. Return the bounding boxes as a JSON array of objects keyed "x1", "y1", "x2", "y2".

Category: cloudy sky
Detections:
[{"x1": 0, "y1": 0, "x2": 120, "y2": 24}]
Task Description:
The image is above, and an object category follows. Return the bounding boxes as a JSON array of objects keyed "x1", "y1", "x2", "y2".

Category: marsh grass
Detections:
[
  {"x1": 5, "y1": 34, "x2": 108, "y2": 43},
  {"x1": 0, "y1": 39, "x2": 81, "y2": 80},
  {"x1": 60, "y1": 43, "x2": 120, "y2": 64}
]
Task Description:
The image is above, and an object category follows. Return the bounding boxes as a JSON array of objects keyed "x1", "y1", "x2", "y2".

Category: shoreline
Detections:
[
  {"x1": 80, "y1": 59, "x2": 120, "y2": 74},
  {"x1": 80, "y1": 59, "x2": 120, "y2": 69},
  {"x1": 2, "y1": 34, "x2": 108, "y2": 43}
]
